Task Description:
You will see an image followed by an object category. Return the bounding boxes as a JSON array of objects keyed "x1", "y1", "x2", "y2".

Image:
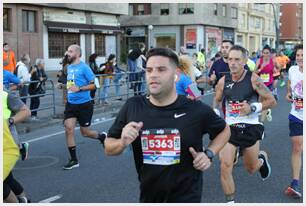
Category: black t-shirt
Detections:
[{"x1": 108, "y1": 95, "x2": 226, "y2": 202}]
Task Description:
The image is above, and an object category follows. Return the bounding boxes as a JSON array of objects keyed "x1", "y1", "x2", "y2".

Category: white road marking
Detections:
[
  {"x1": 27, "y1": 117, "x2": 115, "y2": 143},
  {"x1": 39, "y1": 194, "x2": 63, "y2": 203}
]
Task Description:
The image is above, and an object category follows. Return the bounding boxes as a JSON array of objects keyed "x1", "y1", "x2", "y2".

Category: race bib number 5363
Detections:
[{"x1": 141, "y1": 129, "x2": 181, "y2": 165}]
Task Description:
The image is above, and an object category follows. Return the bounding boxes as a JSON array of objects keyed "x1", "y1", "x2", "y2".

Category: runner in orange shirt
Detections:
[
  {"x1": 3, "y1": 43, "x2": 17, "y2": 73},
  {"x1": 271, "y1": 49, "x2": 281, "y2": 100},
  {"x1": 276, "y1": 50, "x2": 290, "y2": 87}
]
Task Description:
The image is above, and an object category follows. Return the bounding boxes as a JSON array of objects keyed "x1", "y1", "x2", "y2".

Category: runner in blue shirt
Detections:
[{"x1": 63, "y1": 44, "x2": 107, "y2": 170}]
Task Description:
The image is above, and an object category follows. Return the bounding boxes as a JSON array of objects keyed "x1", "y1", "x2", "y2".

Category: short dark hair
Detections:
[
  {"x1": 89, "y1": 53, "x2": 98, "y2": 63},
  {"x1": 222, "y1": 39, "x2": 234, "y2": 45},
  {"x1": 3, "y1": 42, "x2": 8, "y2": 46},
  {"x1": 229, "y1": 45, "x2": 248, "y2": 59},
  {"x1": 146, "y1": 48, "x2": 179, "y2": 68},
  {"x1": 200, "y1": 48, "x2": 205, "y2": 53},
  {"x1": 262, "y1": 45, "x2": 271, "y2": 52},
  {"x1": 107, "y1": 54, "x2": 116, "y2": 62},
  {"x1": 214, "y1": 52, "x2": 222, "y2": 58},
  {"x1": 294, "y1": 44, "x2": 303, "y2": 53},
  {"x1": 271, "y1": 48, "x2": 277, "y2": 54}
]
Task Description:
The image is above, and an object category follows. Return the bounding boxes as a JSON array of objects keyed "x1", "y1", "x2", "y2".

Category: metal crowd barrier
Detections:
[
  {"x1": 94, "y1": 70, "x2": 212, "y2": 104},
  {"x1": 16, "y1": 79, "x2": 56, "y2": 115}
]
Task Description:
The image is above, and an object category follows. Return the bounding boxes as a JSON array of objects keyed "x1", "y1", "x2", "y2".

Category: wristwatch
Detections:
[
  {"x1": 204, "y1": 148, "x2": 215, "y2": 162},
  {"x1": 8, "y1": 117, "x2": 14, "y2": 126},
  {"x1": 250, "y1": 105, "x2": 257, "y2": 113},
  {"x1": 79, "y1": 87, "x2": 83, "y2": 92}
]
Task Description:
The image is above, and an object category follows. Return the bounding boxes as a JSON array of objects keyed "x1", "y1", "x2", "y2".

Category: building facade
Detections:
[
  {"x1": 120, "y1": 3, "x2": 238, "y2": 59},
  {"x1": 3, "y1": 4, "x2": 44, "y2": 66},
  {"x1": 236, "y1": 3, "x2": 278, "y2": 54},
  {"x1": 3, "y1": 3, "x2": 128, "y2": 71},
  {"x1": 279, "y1": 3, "x2": 303, "y2": 49}
]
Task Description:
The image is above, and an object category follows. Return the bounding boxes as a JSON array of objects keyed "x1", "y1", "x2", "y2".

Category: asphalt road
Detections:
[{"x1": 14, "y1": 85, "x2": 303, "y2": 203}]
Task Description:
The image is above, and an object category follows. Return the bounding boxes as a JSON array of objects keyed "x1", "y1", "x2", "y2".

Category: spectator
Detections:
[
  {"x1": 127, "y1": 49, "x2": 139, "y2": 90},
  {"x1": 192, "y1": 53, "x2": 201, "y2": 71},
  {"x1": 99, "y1": 54, "x2": 116, "y2": 104},
  {"x1": 28, "y1": 59, "x2": 48, "y2": 120},
  {"x1": 57, "y1": 52, "x2": 69, "y2": 105},
  {"x1": 197, "y1": 48, "x2": 206, "y2": 71},
  {"x1": 137, "y1": 43, "x2": 146, "y2": 95},
  {"x1": 88, "y1": 53, "x2": 99, "y2": 104},
  {"x1": 16, "y1": 54, "x2": 31, "y2": 104},
  {"x1": 3, "y1": 43, "x2": 17, "y2": 73},
  {"x1": 127, "y1": 43, "x2": 146, "y2": 96},
  {"x1": 179, "y1": 46, "x2": 188, "y2": 56},
  {"x1": 113, "y1": 61, "x2": 125, "y2": 101}
]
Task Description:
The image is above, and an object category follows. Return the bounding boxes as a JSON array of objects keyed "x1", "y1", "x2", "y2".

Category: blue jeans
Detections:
[
  {"x1": 19, "y1": 85, "x2": 28, "y2": 104},
  {"x1": 113, "y1": 73, "x2": 122, "y2": 97},
  {"x1": 100, "y1": 78, "x2": 110, "y2": 102}
]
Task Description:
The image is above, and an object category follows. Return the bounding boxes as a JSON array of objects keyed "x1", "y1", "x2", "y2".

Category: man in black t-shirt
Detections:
[
  {"x1": 208, "y1": 40, "x2": 233, "y2": 87},
  {"x1": 104, "y1": 48, "x2": 230, "y2": 203}
]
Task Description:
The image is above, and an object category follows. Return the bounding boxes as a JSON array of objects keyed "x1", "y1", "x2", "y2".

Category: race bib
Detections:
[
  {"x1": 294, "y1": 98, "x2": 303, "y2": 110},
  {"x1": 260, "y1": 73, "x2": 270, "y2": 83},
  {"x1": 66, "y1": 80, "x2": 75, "y2": 93},
  {"x1": 141, "y1": 129, "x2": 181, "y2": 165},
  {"x1": 227, "y1": 102, "x2": 242, "y2": 117}
]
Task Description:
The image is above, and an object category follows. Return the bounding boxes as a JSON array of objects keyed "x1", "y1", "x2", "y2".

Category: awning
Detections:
[{"x1": 44, "y1": 21, "x2": 122, "y2": 34}]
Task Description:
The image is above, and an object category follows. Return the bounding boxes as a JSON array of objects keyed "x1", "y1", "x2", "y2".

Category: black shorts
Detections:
[
  {"x1": 289, "y1": 120, "x2": 303, "y2": 136},
  {"x1": 229, "y1": 123, "x2": 264, "y2": 150},
  {"x1": 64, "y1": 101, "x2": 93, "y2": 127}
]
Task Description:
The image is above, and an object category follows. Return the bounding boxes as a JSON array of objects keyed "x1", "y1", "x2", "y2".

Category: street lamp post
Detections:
[
  {"x1": 148, "y1": 25, "x2": 154, "y2": 49},
  {"x1": 270, "y1": 4, "x2": 280, "y2": 51}
]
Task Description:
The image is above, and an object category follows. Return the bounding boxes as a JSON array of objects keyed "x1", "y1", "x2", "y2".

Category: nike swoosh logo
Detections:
[{"x1": 174, "y1": 113, "x2": 186, "y2": 118}]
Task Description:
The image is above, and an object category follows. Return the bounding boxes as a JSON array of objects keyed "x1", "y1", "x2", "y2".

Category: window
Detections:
[
  {"x1": 48, "y1": 32, "x2": 80, "y2": 58},
  {"x1": 160, "y1": 3, "x2": 169, "y2": 15},
  {"x1": 178, "y1": 3, "x2": 194, "y2": 15},
  {"x1": 95, "y1": 34, "x2": 106, "y2": 56},
  {"x1": 133, "y1": 4, "x2": 151, "y2": 15},
  {"x1": 214, "y1": 4, "x2": 218, "y2": 15},
  {"x1": 242, "y1": 14, "x2": 246, "y2": 28},
  {"x1": 222, "y1": 5, "x2": 226, "y2": 16},
  {"x1": 237, "y1": 35, "x2": 243, "y2": 45},
  {"x1": 3, "y1": 8, "x2": 11, "y2": 31},
  {"x1": 155, "y1": 34, "x2": 176, "y2": 51},
  {"x1": 231, "y1": 7, "x2": 237, "y2": 19},
  {"x1": 254, "y1": 17, "x2": 261, "y2": 29},
  {"x1": 137, "y1": 4, "x2": 144, "y2": 15},
  {"x1": 22, "y1": 10, "x2": 37, "y2": 32}
]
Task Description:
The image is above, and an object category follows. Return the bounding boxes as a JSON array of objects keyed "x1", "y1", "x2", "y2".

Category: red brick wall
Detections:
[
  {"x1": 3, "y1": 4, "x2": 43, "y2": 64},
  {"x1": 280, "y1": 3, "x2": 301, "y2": 40}
]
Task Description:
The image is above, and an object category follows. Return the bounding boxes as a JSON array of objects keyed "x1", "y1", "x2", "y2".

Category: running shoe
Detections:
[
  {"x1": 20, "y1": 142, "x2": 29, "y2": 161},
  {"x1": 258, "y1": 151, "x2": 271, "y2": 181},
  {"x1": 18, "y1": 196, "x2": 31, "y2": 203},
  {"x1": 266, "y1": 109, "x2": 272, "y2": 122},
  {"x1": 285, "y1": 185, "x2": 302, "y2": 198},
  {"x1": 63, "y1": 159, "x2": 79, "y2": 170}
]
